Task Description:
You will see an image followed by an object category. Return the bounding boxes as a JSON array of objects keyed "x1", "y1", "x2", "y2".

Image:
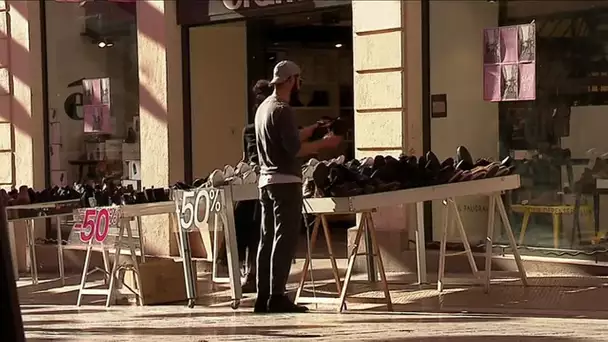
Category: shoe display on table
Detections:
[
  {"x1": 2, "y1": 184, "x2": 83, "y2": 207},
  {"x1": 170, "y1": 161, "x2": 260, "y2": 191},
  {"x1": 304, "y1": 146, "x2": 517, "y2": 198}
]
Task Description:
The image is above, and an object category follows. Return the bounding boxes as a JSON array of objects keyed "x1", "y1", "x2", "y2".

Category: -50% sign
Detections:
[
  {"x1": 177, "y1": 188, "x2": 223, "y2": 231},
  {"x1": 73, "y1": 207, "x2": 121, "y2": 243}
]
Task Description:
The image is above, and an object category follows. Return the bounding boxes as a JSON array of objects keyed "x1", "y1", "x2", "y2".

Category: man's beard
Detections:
[
  {"x1": 290, "y1": 80, "x2": 300, "y2": 96},
  {"x1": 289, "y1": 81, "x2": 301, "y2": 106}
]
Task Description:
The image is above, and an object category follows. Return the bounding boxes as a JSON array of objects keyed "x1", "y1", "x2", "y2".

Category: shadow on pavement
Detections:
[
  {"x1": 380, "y1": 336, "x2": 585, "y2": 342},
  {"x1": 24, "y1": 325, "x2": 329, "y2": 338},
  {"x1": 345, "y1": 315, "x2": 511, "y2": 324}
]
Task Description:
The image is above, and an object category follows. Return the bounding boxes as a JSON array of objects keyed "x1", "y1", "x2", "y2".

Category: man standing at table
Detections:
[{"x1": 254, "y1": 60, "x2": 342, "y2": 313}]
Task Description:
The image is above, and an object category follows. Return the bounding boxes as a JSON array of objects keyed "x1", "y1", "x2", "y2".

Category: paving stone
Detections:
[{"x1": 17, "y1": 259, "x2": 608, "y2": 341}]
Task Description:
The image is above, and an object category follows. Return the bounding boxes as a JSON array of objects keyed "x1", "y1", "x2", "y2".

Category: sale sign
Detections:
[
  {"x1": 174, "y1": 188, "x2": 224, "y2": 232},
  {"x1": 73, "y1": 207, "x2": 122, "y2": 244}
]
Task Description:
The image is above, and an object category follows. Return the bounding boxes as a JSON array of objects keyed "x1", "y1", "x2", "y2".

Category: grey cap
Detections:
[{"x1": 270, "y1": 60, "x2": 301, "y2": 85}]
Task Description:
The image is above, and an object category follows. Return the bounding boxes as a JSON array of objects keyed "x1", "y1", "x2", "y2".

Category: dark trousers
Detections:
[
  {"x1": 257, "y1": 183, "x2": 302, "y2": 297},
  {"x1": 234, "y1": 200, "x2": 261, "y2": 278}
]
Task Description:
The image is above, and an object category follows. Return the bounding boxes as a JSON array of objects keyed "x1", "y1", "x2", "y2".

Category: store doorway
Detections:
[
  {"x1": 185, "y1": 6, "x2": 355, "y2": 261},
  {"x1": 187, "y1": 6, "x2": 353, "y2": 179}
]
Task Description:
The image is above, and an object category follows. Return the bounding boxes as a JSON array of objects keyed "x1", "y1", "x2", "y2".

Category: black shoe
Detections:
[
  {"x1": 268, "y1": 295, "x2": 309, "y2": 313},
  {"x1": 456, "y1": 146, "x2": 473, "y2": 165},
  {"x1": 242, "y1": 278, "x2": 257, "y2": 294},
  {"x1": 312, "y1": 163, "x2": 330, "y2": 196},
  {"x1": 254, "y1": 295, "x2": 269, "y2": 313}
]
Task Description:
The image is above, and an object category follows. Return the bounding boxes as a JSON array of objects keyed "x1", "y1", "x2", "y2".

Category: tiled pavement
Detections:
[{"x1": 18, "y1": 259, "x2": 608, "y2": 341}]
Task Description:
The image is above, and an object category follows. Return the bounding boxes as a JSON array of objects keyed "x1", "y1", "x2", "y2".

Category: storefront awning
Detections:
[{"x1": 177, "y1": 0, "x2": 351, "y2": 26}]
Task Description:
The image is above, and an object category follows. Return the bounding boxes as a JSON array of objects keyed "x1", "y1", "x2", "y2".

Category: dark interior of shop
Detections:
[
  {"x1": 247, "y1": 6, "x2": 354, "y2": 159},
  {"x1": 248, "y1": 6, "x2": 355, "y2": 228}
]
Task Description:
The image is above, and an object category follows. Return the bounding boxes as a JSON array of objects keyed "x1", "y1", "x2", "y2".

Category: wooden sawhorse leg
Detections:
[
  {"x1": 106, "y1": 218, "x2": 143, "y2": 307},
  {"x1": 337, "y1": 212, "x2": 392, "y2": 313},
  {"x1": 8, "y1": 221, "x2": 19, "y2": 281},
  {"x1": 76, "y1": 217, "x2": 143, "y2": 307},
  {"x1": 294, "y1": 215, "x2": 343, "y2": 307},
  {"x1": 437, "y1": 198, "x2": 479, "y2": 292},
  {"x1": 76, "y1": 241, "x2": 112, "y2": 306},
  {"x1": 438, "y1": 194, "x2": 528, "y2": 293}
]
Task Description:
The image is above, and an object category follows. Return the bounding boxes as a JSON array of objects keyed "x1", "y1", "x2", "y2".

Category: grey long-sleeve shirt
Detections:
[{"x1": 254, "y1": 94, "x2": 302, "y2": 187}]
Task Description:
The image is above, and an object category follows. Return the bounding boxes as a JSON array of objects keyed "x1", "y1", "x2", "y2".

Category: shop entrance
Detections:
[
  {"x1": 186, "y1": 6, "x2": 353, "y2": 179},
  {"x1": 183, "y1": 4, "x2": 354, "y2": 270}
]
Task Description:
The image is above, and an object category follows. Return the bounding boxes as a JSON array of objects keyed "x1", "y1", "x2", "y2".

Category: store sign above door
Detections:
[
  {"x1": 222, "y1": 0, "x2": 305, "y2": 11},
  {"x1": 177, "y1": 0, "x2": 348, "y2": 26}
]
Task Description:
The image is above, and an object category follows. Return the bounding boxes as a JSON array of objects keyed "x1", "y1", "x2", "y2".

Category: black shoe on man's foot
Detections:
[
  {"x1": 241, "y1": 277, "x2": 257, "y2": 294},
  {"x1": 268, "y1": 295, "x2": 309, "y2": 313},
  {"x1": 253, "y1": 295, "x2": 269, "y2": 313}
]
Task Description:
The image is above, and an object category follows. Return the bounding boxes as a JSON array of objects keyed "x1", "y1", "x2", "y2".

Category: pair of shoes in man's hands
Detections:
[
  {"x1": 308, "y1": 117, "x2": 350, "y2": 142},
  {"x1": 302, "y1": 146, "x2": 516, "y2": 198},
  {"x1": 172, "y1": 161, "x2": 259, "y2": 190}
]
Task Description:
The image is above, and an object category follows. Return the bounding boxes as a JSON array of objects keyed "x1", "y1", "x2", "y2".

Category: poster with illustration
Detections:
[
  {"x1": 518, "y1": 63, "x2": 536, "y2": 100},
  {"x1": 483, "y1": 65, "x2": 501, "y2": 102},
  {"x1": 83, "y1": 105, "x2": 111, "y2": 133},
  {"x1": 483, "y1": 23, "x2": 536, "y2": 102},
  {"x1": 500, "y1": 26, "x2": 518, "y2": 63},
  {"x1": 483, "y1": 28, "x2": 500, "y2": 64},
  {"x1": 501, "y1": 64, "x2": 519, "y2": 100},
  {"x1": 518, "y1": 23, "x2": 536, "y2": 62},
  {"x1": 82, "y1": 79, "x2": 94, "y2": 105},
  {"x1": 100, "y1": 77, "x2": 111, "y2": 104}
]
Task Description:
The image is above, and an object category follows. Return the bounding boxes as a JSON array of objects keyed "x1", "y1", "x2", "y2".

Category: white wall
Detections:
[
  {"x1": 429, "y1": 1, "x2": 499, "y2": 242},
  {"x1": 189, "y1": 22, "x2": 248, "y2": 178}
]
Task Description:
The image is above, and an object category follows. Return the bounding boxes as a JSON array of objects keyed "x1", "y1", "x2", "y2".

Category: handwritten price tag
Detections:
[
  {"x1": 73, "y1": 207, "x2": 121, "y2": 243},
  {"x1": 174, "y1": 188, "x2": 223, "y2": 232}
]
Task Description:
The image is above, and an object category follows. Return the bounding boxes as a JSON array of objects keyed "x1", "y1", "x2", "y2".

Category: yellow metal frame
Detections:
[{"x1": 512, "y1": 204, "x2": 594, "y2": 248}]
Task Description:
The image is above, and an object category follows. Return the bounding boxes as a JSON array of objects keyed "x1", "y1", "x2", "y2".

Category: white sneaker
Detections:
[
  {"x1": 208, "y1": 169, "x2": 225, "y2": 188},
  {"x1": 302, "y1": 165, "x2": 314, "y2": 180},
  {"x1": 224, "y1": 165, "x2": 235, "y2": 179},
  {"x1": 235, "y1": 162, "x2": 251, "y2": 176},
  {"x1": 360, "y1": 157, "x2": 374, "y2": 167},
  {"x1": 306, "y1": 158, "x2": 320, "y2": 168},
  {"x1": 228, "y1": 176, "x2": 243, "y2": 185},
  {"x1": 242, "y1": 170, "x2": 258, "y2": 184}
]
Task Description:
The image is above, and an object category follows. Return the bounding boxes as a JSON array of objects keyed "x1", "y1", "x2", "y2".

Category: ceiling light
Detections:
[
  {"x1": 106, "y1": 42, "x2": 114, "y2": 47},
  {"x1": 335, "y1": 43, "x2": 343, "y2": 48},
  {"x1": 97, "y1": 41, "x2": 107, "y2": 48}
]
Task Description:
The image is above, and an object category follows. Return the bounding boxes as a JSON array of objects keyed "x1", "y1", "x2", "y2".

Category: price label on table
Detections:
[
  {"x1": 174, "y1": 188, "x2": 224, "y2": 232},
  {"x1": 72, "y1": 207, "x2": 121, "y2": 243}
]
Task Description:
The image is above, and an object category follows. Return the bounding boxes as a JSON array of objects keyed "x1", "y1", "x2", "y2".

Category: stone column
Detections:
[
  {"x1": 0, "y1": 1, "x2": 45, "y2": 271},
  {"x1": 349, "y1": 0, "x2": 423, "y2": 272},
  {"x1": 136, "y1": 0, "x2": 184, "y2": 256}
]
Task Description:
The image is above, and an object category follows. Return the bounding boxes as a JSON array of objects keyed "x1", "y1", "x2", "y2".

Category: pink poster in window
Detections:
[
  {"x1": 519, "y1": 63, "x2": 536, "y2": 100},
  {"x1": 91, "y1": 79, "x2": 102, "y2": 104},
  {"x1": 483, "y1": 28, "x2": 500, "y2": 64},
  {"x1": 83, "y1": 105, "x2": 111, "y2": 134},
  {"x1": 483, "y1": 65, "x2": 501, "y2": 102},
  {"x1": 500, "y1": 26, "x2": 518, "y2": 63},
  {"x1": 483, "y1": 23, "x2": 535, "y2": 102}
]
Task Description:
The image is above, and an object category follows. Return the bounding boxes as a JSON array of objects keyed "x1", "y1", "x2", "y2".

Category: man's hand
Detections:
[
  {"x1": 299, "y1": 123, "x2": 319, "y2": 142},
  {"x1": 321, "y1": 133, "x2": 343, "y2": 149}
]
